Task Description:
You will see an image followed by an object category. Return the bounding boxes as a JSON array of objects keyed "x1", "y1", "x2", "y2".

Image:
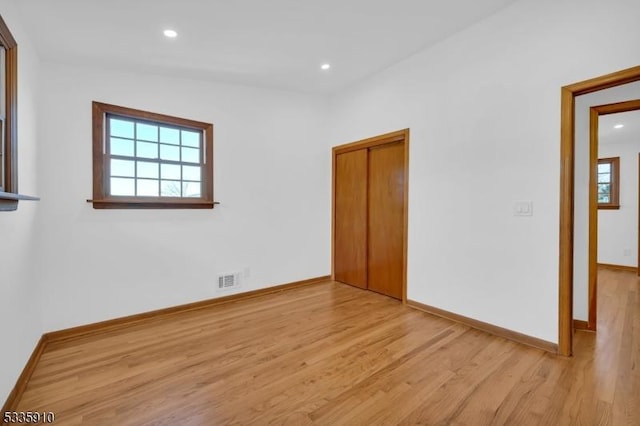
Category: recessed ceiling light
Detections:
[
  {"x1": 321, "y1": 63, "x2": 331, "y2": 70},
  {"x1": 614, "y1": 124, "x2": 624, "y2": 129},
  {"x1": 163, "y1": 29, "x2": 178, "y2": 38}
]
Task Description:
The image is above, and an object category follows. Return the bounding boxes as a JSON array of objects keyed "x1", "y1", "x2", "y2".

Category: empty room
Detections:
[{"x1": 1, "y1": 0, "x2": 639, "y2": 424}]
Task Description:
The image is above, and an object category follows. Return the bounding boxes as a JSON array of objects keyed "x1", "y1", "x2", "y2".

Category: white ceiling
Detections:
[
  {"x1": 600, "y1": 109, "x2": 640, "y2": 146},
  {"x1": 15, "y1": 0, "x2": 518, "y2": 93}
]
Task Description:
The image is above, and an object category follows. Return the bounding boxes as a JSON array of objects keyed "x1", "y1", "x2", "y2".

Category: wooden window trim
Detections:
[
  {"x1": 90, "y1": 102, "x2": 214, "y2": 209},
  {"x1": 597, "y1": 157, "x2": 620, "y2": 210},
  {"x1": 0, "y1": 13, "x2": 33, "y2": 211}
]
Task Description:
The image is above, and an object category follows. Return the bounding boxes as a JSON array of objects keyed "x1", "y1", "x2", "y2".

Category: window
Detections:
[
  {"x1": 597, "y1": 157, "x2": 620, "y2": 210},
  {"x1": 91, "y1": 102, "x2": 214, "y2": 209},
  {"x1": 0, "y1": 14, "x2": 19, "y2": 210}
]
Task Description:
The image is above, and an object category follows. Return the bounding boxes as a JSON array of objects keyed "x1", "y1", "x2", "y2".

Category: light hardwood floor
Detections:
[{"x1": 12, "y1": 269, "x2": 640, "y2": 425}]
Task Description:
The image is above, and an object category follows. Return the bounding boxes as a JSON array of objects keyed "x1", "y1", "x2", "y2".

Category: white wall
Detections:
[
  {"x1": 598, "y1": 138, "x2": 640, "y2": 267},
  {"x1": 36, "y1": 63, "x2": 330, "y2": 332},
  {"x1": 0, "y1": 1, "x2": 42, "y2": 404},
  {"x1": 573, "y1": 82, "x2": 640, "y2": 320},
  {"x1": 327, "y1": 0, "x2": 640, "y2": 342}
]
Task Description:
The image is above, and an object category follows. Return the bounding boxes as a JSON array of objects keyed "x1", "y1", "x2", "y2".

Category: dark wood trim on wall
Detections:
[
  {"x1": 597, "y1": 263, "x2": 638, "y2": 273},
  {"x1": 407, "y1": 300, "x2": 558, "y2": 353},
  {"x1": 1, "y1": 336, "x2": 47, "y2": 415},
  {"x1": 558, "y1": 87, "x2": 575, "y2": 357},
  {"x1": 573, "y1": 319, "x2": 590, "y2": 331},
  {"x1": 4, "y1": 46, "x2": 17, "y2": 193},
  {"x1": 333, "y1": 131, "x2": 406, "y2": 156},
  {"x1": 0, "y1": 14, "x2": 19, "y2": 211},
  {"x1": 587, "y1": 107, "x2": 599, "y2": 331},
  {"x1": 402, "y1": 132, "x2": 410, "y2": 304},
  {"x1": 559, "y1": 65, "x2": 640, "y2": 356}
]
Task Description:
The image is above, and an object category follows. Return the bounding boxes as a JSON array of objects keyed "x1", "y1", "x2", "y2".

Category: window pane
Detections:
[
  {"x1": 137, "y1": 123, "x2": 158, "y2": 142},
  {"x1": 182, "y1": 165, "x2": 201, "y2": 181},
  {"x1": 182, "y1": 181, "x2": 201, "y2": 198},
  {"x1": 160, "y1": 127, "x2": 179, "y2": 145},
  {"x1": 137, "y1": 161, "x2": 159, "y2": 179},
  {"x1": 597, "y1": 173, "x2": 610, "y2": 183},
  {"x1": 160, "y1": 144, "x2": 180, "y2": 161},
  {"x1": 181, "y1": 130, "x2": 200, "y2": 148},
  {"x1": 0, "y1": 116, "x2": 4, "y2": 190},
  {"x1": 137, "y1": 141, "x2": 158, "y2": 159},
  {"x1": 137, "y1": 179, "x2": 159, "y2": 196},
  {"x1": 110, "y1": 137, "x2": 134, "y2": 157},
  {"x1": 0, "y1": 153, "x2": 4, "y2": 191},
  {"x1": 110, "y1": 177, "x2": 135, "y2": 196},
  {"x1": 598, "y1": 194, "x2": 610, "y2": 203},
  {"x1": 111, "y1": 159, "x2": 135, "y2": 177},
  {"x1": 0, "y1": 47, "x2": 5, "y2": 118},
  {"x1": 110, "y1": 118, "x2": 134, "y2": 139},
  {"x1": 161, "y1": 164, "x2": 181, "y2": 180},
  {"x1": 182, "y1": 147, "x2": 199, "y2": 163},
  {"x1": 598, "y1": 183, "x2": 611, "y2": 196},
  {"x1": 597, "y1": 163, "x2": 611, "y2": 173},
  {"x1": 161, "y1": 180, "x2": 182, "y2": 197}
]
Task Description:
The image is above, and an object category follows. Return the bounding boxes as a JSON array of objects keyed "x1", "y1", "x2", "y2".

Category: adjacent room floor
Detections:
[{"x1": 14, "y1": 269, "x2": 639, "y2": 425}]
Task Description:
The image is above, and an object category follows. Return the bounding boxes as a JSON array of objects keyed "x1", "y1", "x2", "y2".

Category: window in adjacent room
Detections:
[
  {"x1": 597, "y1": 157, "x2": 620, "y2": 209},
  {"x1": 91, "y1": 102, "x2": 214, "y2": 209}
]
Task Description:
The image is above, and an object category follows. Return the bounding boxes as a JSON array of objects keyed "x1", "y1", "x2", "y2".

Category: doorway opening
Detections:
[
  {"x1": 577, "y1": 101, "x2": 640, "y2": 333},
  {"x1": 559, "y1": 65, "x2": 640, "y2": 356}
]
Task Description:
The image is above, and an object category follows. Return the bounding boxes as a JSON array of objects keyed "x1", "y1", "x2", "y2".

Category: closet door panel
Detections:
[
  {"x1": 334, "y1": 149, "x2": 368, "y2": 289},
  {"x1": 367, "y1": 142, "x2": 404, "y2": 299}
]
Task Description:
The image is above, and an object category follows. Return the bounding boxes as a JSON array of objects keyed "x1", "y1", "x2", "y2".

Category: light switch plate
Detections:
[{"x1": 514, "y1": 201, "x2": 533, "y2": 216}]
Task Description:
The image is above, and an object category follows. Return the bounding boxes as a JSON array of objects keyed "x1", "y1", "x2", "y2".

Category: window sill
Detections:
[
  {"x1": 598, "y1": 204, "x2": 620, "y2": 210},
  {"x1": 0, "y1": 191, "x2": 40, "y2": 211},
  {"x1": 87, "y1": 197, "x2": 217, "y2": 209}
]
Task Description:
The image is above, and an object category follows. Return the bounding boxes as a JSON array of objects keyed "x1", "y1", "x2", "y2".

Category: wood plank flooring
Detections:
[{"x1": 11, "y1": 269, "x2": 640, "y2": 425}]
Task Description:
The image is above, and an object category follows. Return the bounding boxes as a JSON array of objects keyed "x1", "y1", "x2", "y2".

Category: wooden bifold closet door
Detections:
[{"x1": 333, "y1": 134, "x2": 406, "y2": 301}]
